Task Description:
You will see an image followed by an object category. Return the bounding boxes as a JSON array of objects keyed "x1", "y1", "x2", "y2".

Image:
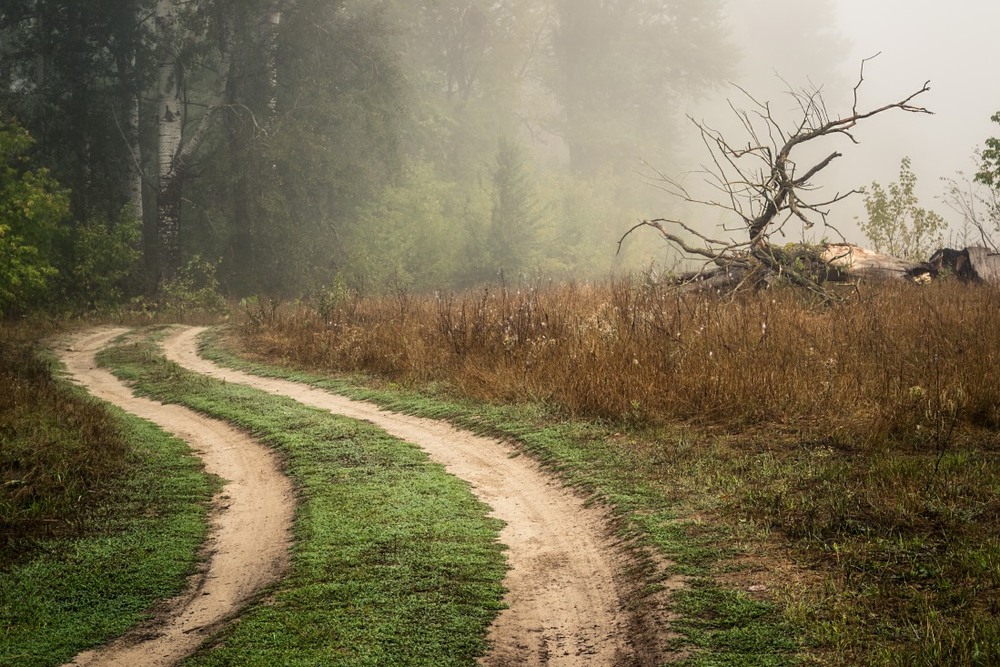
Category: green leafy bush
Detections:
[
  {"x1": 859, "y1": 156, "x2": 946, "y2": 260},
  {"x1": 0, "y1": 122, "x2": 68, "y2": 316},
  {"x1": 67, "y1": 212, "x2": 142, "y2": 309},
  {"x1": 160, "y1": 255, "x2": 227, "y2": 317}
]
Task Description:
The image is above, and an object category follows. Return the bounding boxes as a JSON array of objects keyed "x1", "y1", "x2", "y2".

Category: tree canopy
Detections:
[
  {"x1": 0, "y1": 0, "x2": 747, "y2": 307},
  {"x1": 976, "y1": 112, "x2": 1000, "y2": 190}
]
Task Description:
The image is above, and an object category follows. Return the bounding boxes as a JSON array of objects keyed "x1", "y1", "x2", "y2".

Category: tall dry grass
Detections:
[
  {"x1": 238, "y1": 279, "x2": 1000, "y2": 445},
  {"x1": 0, "y1": 325, "x2": 131, "y2": 563},
  {"x1": 235, "y1": 279, "x2": 1000, "y2": 663}
]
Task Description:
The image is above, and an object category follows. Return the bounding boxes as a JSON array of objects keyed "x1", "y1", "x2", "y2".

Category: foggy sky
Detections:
[
  {"x1": 834, "y1": 0, "x2": 1000, "y2": 225},
  {"x1": 678, "y1": 0, "x2": 1000, "y2": 243}
]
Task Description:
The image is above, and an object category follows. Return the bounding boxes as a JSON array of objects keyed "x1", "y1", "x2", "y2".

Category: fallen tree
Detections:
[
  {"x1": 621, "y1": 56, "x2": 935, "y2": 296},
  {"x1": 930, "y1": 246, "x2": 1000, "y2": 283}
]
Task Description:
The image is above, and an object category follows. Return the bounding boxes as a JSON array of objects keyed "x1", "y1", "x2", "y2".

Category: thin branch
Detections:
[
  {"x1": 629, "y1": 58, "x2": 933, "y2": 294},
  {"x1": 617, "y1": 219, "x2": 742, "y2": 259}
]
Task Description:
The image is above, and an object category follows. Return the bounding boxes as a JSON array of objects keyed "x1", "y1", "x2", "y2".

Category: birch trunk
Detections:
[
  {"x1": 156, "y1": 0, "x2": 182, "y2": 285},
  {"x1": 115, "y1": 40, "x2": 144, "y2": 225},
  {"x1": 261, "y1": 4, "x2": 282, "y2": 119},
  {"x1": 153, "y1": 0, "x2": 259, "y2": 287},
  {"x1": 126, "y1": 88, "x2": 144, "y2": 220}
]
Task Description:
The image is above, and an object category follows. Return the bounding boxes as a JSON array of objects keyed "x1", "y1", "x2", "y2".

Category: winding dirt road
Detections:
[
  {"x1": 58, "y1": 326, "x2": 666, "y2": 666},
  {"x1": 59, "y1": 328, "x2": 295, "y2": 667}
]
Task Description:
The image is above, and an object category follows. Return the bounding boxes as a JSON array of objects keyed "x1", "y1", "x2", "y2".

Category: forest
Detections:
[
  {"x1": 4, "y1": 1, "x2": 999, "y2": 316},
  {"x1": 0, "y1": 0, "x2": 742, "y2": 314}
]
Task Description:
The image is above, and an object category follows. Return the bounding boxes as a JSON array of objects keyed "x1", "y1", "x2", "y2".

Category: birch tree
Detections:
[
  {"x1": 260, "y1": 1, "x2": 282, "y2": 119},
  {"x1": 154, "y1": 0, "x2": 182, "y2": 284},
  {"x1": 152, "y1": 0, "x2": 286, "y2": 286}
]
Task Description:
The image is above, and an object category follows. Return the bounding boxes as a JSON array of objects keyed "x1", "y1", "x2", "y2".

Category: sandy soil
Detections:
[
  {"x1": 57, "y1": 329, "x2": 295, "y2": 667},
  {"x1": 164, "y1": 326, "x2": 667, "y2": 666}
]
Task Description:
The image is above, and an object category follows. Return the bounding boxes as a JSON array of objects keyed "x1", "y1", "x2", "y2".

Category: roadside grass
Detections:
[
  {"x1": 0, "y1": 324, "x2": 128, "y2": 558},
  {"x1": 0, "y1": 324, "x2": 217, "y2": 667},
  {"x1": 98, "y1": 333, "x2": 507, "y2": 666},
  {"x1": 225, "y1": 279, "x2": 1000, "y2": 665},
  {"x1": 200, "y1": 330, "x2": 801, "y2": 665}
]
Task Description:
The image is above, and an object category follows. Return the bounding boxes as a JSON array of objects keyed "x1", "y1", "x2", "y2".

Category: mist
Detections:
[
  {"x1": 678, "y1": 0, "x2": 1000, "y2": 243},
  {"x1": 3, "y1": 0, "x2": 1000, "y2": 307}
]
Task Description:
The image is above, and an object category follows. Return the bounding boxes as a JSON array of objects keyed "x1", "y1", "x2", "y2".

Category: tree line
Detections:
[
  {"x1": 0, "y1": 0, "x2": 737, "y2": 313},
  {"x1": 5, "y1": 1, "x2": 996, "y2": 316}
]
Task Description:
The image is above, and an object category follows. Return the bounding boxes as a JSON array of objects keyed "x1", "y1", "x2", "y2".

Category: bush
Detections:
[
  {"x1": 860, "y1": 156, "x2": 946, "y2": 260},
  {"x1": 159, "y1": 255, "x2": 228, "y2": 318},
  {"x1": 0, "y1": 122, "x2": 68, "y2": 316},
  {"x1": 66, "y1": 211, "x2": 142, "y2": 310}
]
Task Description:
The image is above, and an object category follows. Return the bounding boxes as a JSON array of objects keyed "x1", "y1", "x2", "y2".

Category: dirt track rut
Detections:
[
  {"x1": 164, "y1": 327, "x2": 643, "y2": 666},
  {"x1": 59, "y1": 326, "x2": 655, "y2": 666},
  {"x1": 59, "y1": 328, "x2": 295, "y2": 667}
]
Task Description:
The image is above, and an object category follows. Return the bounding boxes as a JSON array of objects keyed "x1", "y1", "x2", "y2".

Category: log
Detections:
[
  {"x1": 819, "y1": 244, "x2": 934, "y2": 283},
  {"x1": 929, "y1": 246, "x2": 1000, "y2": 283}
]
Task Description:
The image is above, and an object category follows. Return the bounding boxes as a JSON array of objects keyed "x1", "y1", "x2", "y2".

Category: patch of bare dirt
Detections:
[
  {"x1": 57, "y1": 328, "x2": 295, "y2": 667},
  {"x1": 164, "y1": 326, "x2": 674, "y2": 666}
]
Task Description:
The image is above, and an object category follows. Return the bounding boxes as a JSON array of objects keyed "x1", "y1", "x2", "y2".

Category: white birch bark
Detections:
[
  {"x1": 261, "y1": 4, "x2": 282, "y2": 119},
  {"x1": 153, "y1": 0, "x2": 264, "y2": 286},
  {"x1": 125, "y1": 88, "x2": 144, "y2": 220},
  {"x1": 155, "y1": 0, "x2": 183, "y2": 284}
]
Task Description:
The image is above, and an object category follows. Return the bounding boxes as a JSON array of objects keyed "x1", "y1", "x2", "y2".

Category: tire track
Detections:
[
  {"x1": 58, "y1": 329, "x2": 295, "y2": 667},
  {"x1": 164, "y1": 326, "x2": 657, "y2": 666}
]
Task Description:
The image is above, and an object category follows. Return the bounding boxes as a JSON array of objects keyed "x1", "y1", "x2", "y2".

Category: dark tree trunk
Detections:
[{"x1": 157, "y1": 171, "x2": 182, "y2": 285}]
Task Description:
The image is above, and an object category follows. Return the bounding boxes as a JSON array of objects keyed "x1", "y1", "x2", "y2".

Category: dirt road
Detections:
[
  {"x1": 58, "y1": 329, "x2": 295, "y2": 667},
  {"x1": 58, "y1": 326, "x2": 665, "y2": 666},
  {"x1": 164, "y1": 326, "x2": 656, "y2": 666}
]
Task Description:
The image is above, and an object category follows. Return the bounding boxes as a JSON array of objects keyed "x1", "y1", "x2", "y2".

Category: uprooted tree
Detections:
[{"x1": 620, "y1": 57, "x2": 934, "y2": 296}]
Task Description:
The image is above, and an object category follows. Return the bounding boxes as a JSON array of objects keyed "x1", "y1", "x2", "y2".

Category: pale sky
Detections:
[
  {"x1": 677, "y1": 0, "x2": 1000, "y2": 243},
  {"x1": 833, "y1": 0, "x2": 1000, "y2": 199}
]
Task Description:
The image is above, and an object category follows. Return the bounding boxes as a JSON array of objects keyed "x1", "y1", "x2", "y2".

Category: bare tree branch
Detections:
[{"x1": 620, "y1": 60, "x2": 934, "y2": 295}]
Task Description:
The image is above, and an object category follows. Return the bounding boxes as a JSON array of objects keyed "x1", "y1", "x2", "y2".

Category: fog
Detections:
[
  {"x1": 6, "y1": 0, "x2": 1000, "y2": 302},
  {"x1": 678, "y1": 0, "x2": 1000, "y2": 242},
  {"x1": 831, "y1": 0, "x2": 1000, "y2": 211}
]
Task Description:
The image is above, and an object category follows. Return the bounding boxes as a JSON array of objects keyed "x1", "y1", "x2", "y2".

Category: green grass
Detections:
[
  {"x1": 98, "y1": 333, "x2": 507, "y2": 666},
  {"x1": 0, "y1": 330, "x2": 217, "y2": 667},
  {"x1": 199, "y1": 327, "x2": 802, "y2": 665}
]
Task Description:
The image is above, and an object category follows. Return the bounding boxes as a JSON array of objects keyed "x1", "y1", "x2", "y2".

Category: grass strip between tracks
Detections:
[
  {"x1": 198, "y1": 327, "x2": 801, "y2": 666},
  {"x1": 0, "y1": 337, "x2": 217, "y2": 667},
  {"x1": 98, "y1": 331, "x2": 507, "y2": 667}
]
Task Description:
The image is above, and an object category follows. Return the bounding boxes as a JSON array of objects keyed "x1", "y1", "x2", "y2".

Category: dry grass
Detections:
[
  {"x1": 240, "y1": 280, "x2": 1000, "y2": 442},
  {"x1": 0, "y1": 324, "x2": 131, "y2": 563},
  {"x1": 236, "y1": 279, "x2": 1000, "y2": 664}
]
